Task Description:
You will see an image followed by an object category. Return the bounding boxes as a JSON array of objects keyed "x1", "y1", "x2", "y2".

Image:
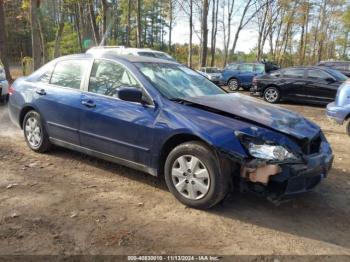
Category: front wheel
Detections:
[
  {"x1": 23, "y1": 110, "x2": 52, "y2": 153},
  {"x1": 164, "y1": 141, "x2": 229, "y2": 209},
  {"x1": 228, "y1": 79, "x2": 240, "y2": 91},
  {"x1": 264, "y1": 86, "x2": 280, "y2": 103}
]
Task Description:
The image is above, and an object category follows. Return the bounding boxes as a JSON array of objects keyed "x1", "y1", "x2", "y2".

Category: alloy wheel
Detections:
[
  {"x1": 264, "y1": 88, "x2": 279, "y2": 103},
  {"x1": 24, "y1": 116, "x2": 42, "y2": 148},
  {"x1": 171, "y1": 155, "x2": 210, "y2": 200},
  {"x1": 228, "y1": 79, "x2": 239, "y2": 91}
]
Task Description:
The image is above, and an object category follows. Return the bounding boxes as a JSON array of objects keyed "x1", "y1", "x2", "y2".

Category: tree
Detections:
[
  {"x1": 30, "y1": 0, "x2": 42, "y2": 70},
  {"x1": 136, "y1": 0, "x2": 142, "y2": 47},
  {"x1": 210, "y1": 0, "x2": 219, "y2": 66},
  {"x1": 88, "y1": 0, "x2": 100, "y2": 45},
  {"x1": 0, "y1": 0, "x2": 12, "y2": 82},
  {"x1": 200, "y1": 0, "x2": 209, "y2": 67}
]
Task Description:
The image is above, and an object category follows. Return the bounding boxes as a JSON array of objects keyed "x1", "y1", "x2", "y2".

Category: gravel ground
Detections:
[{"x1": 0, "y1": 95, "x2": 349, "y2": 256}]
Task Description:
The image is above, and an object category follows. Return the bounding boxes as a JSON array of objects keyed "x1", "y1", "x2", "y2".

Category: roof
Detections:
[{"x1": 55, "y1": 52, "x2": 179, "y2": 64}]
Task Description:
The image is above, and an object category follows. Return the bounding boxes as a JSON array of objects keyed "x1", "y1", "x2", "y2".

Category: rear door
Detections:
[
  {"x1": 79, "y1": 59, "x2": 157, "y2": 166},
  {"x1": 279, "y1": 68, "x2": 306, "y2": 98},
  {"x1": 237, "y1": 64, "x2": 255, "y2": 86},
  {"x1": 305, "y1": 69, "x2": 338, "y2": 103},
  {"x1": 35, "y1": 59, "x2": 90, "y2": 145}
]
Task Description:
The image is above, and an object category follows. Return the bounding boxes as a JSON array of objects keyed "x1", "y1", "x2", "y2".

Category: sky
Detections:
[
  {"x1": 170, "y1": 0, "x2": 260, "y2": 53},
  {"x1": 172, "y1": 20, "x2": 258, "y2": 53}
]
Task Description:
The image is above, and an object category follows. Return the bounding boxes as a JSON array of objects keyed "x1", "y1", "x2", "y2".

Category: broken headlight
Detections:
[{"x1": 248, "y1": 143, "x2": 298, "y2": 161}]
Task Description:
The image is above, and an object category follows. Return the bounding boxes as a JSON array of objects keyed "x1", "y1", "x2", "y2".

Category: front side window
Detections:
[
  {"x1": 88, "y1": 59, "x2": 141, "y2": 97},
  {"x1": 283, "y1": 69, "x2": 304, "y2": 78},
  {"x1": 50, "y1": 60, "x2": 89, "y2": 89},
  {"x1": 254, "y1": 64, "x2": 265, "y2": 73},
  {"x1": 307, "y1": 69, "x2": 332, "y2": 81},
  {"x1": 136, "y1": 62, "x2": 225, "y2": 99}
]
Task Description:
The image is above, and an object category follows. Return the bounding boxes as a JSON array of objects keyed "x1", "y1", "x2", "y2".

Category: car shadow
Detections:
[{"x1": 44, "y1": 147, "x2": 350, "y2": 249}]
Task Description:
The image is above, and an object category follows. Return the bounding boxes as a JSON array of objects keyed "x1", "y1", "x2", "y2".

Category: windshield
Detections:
[
  {"x1": 327, "y1": 68, "x2": 348, "y2": 81},
  {"x1": 136, "y1": 63, "x2": 226, "y2": 99}
]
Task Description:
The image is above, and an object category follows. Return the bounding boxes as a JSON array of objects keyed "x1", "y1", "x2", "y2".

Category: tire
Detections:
[
  {"x1": 264, "y1": 86, "x2": 280, "y2": 103},
  {"x1": 346, "y1": 119, "x2": 350, "y2": 137},
  {"x1": 164, "y1": 141, "x2": 229, "y2": 209},
  {"x1": 228, "y1": 78, "x2": 240, "y2": 91},
  {"x1": 23, "y1": 110, "x2": 51, "y2": 153}
]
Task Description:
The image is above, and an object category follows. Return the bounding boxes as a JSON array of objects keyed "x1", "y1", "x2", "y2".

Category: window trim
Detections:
[
  {"x1": 306, "y1": 69, "x2": 333, "y2": 81},
  {"x1": 84, "y1": 58, "x2": 155, "y2": 107},
  {"x1": 282, "y1": 68, "x2": 305, "y2": 78}
]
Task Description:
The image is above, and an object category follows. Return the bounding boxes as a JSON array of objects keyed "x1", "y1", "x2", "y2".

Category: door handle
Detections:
[
  {"x1": 81, "y1": 100, "x2": 96, "y2": 108},
  {"x1": 35, "y1": 89, "x2": 46, "y2": 95}
]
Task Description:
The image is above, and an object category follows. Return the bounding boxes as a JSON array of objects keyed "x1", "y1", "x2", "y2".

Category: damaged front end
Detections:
[{"x1": 232, "y1": 130, "x2": 334, "y2": 204}]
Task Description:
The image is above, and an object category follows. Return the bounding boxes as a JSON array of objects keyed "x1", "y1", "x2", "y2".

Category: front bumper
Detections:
[
  {"x1": 240, "y1": 148, "x2": 334, "y2": 202},
  {"x1": 326, "y1": 102, "x2": 348, "y2": 125},
  {"x1": 249, "y1": 85, "x2": 263, "y2": 96},
  {"x1": 269, "y1": 152, "x2": 333, "y2": 199}
]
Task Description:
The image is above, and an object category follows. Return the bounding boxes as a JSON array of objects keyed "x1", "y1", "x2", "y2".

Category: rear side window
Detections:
[
  {"x1": 283, "y1": 69, "x2": 304, "y2": 78},
  {"x1": 50, "y1": 60, "x2": 89, "y2": 89}
]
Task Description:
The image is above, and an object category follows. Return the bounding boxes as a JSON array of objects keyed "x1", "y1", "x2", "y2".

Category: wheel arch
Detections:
[
  {"x1": 157, "y1": 133, "x2": 214, "y2": 177},
  {"x1": 19, "y1": 105, "x2": 37, "y2": 129},
  {"x1": 227, "y1": 77, "x2": 240, "y2": 85}
]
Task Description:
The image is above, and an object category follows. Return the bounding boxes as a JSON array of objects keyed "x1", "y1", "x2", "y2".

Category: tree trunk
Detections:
[
  {"x1": 136, "y1": 0, "x2": 142, "y2": 47},
  {"x1": 88, "y1": 0, "x2": 100, "y2": 45},
  {"x1": 200, "y1": 0, "x2": 209, "y2": 67},
  {"x1": 231, "y1": 0, "x2": 253, "y2": 55},
  {"x1": 30, "y1": 0, "x2": 42, "y2": 70},
  {"x1": 54, "y1": 3, "x2": 65, "y2": 58},
  {"x1": 188, "y1": 0, "x2": 193, "y2": 68},
  {"x1": 0, "y1": 0, "x2": 12, "y2": 82},
  {"x1": 210, "y1": 0, "x2": 219, "y2": 67},
  {"x1": 168, "y1": 0, "x2": 173, "y2": 52}
]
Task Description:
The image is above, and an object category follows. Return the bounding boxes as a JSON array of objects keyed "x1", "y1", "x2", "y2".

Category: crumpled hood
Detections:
[{"x1": 184, "y1": 93, "x2": 321, "y2": 140}]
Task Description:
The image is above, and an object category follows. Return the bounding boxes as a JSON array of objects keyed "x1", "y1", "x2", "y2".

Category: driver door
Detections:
[{"x1": 79, "y1": 59, "x2": 157, "y2": 166}]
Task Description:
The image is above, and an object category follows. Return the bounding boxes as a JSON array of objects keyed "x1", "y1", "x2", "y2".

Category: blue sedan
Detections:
[{"x1": 9, "y1": 53, "x2": 333, "y2": 209}]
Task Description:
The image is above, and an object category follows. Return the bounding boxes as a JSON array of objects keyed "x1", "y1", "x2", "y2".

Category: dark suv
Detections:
[{"x1": 317, "y1": 61, "x2": 350, "y2": 77}]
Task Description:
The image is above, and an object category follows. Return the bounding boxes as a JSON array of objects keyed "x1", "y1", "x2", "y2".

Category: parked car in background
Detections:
[
  {"x1": 0, "y1": 66, "x2": 9, "y2": 103},
  {"x1": 317, "y1": 61, "x2": 350, "y2": 77},
  {"x1": 86, "y1": 46, "x2": 176, "y2": 62},
  {"x1": 251, "y1": 66, "x2": 348, "y2": 104},
  {"x1": 197, "y1": 67, "x2": 222, "y2": 84},
  {"x1": 220, "y1": 63, "x2": 266, "y2": 91},
  {"x1": 326, "y1": 80, "x2": 350, "y2": 136},
  {"x1": 8, "y1": 53, "x2": 334, "y2": 209}
]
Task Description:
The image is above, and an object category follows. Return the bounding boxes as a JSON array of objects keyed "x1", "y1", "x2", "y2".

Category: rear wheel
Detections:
[
  {"x1": 23, "y1": 110, "x2": 51, "y2": 153},
  {"x1": 264, "y1": 86, "x2": 280, "y2": 103},
  {"x1": 228, "y1": 78, "x2": 239, "y2": 91},
  {"x1": 164, "y1": 141, "x2": 229, "y2": 209}
]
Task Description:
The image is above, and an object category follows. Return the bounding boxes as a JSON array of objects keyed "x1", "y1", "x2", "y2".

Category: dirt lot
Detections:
[{"x1": 0, "y1": 95, "x2": 349, "y2": 256}]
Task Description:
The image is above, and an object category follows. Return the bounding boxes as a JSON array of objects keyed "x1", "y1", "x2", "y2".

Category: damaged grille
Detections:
[{"x1": 301, "y1": 134, "x2": 321, "y2": 155}]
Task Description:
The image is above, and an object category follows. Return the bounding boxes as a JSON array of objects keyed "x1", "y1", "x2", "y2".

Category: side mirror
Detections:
[
  {"x1": 325, "y1": 77, "x2": 336, "y2": 83},
  {"x1": 118, "y1": 87, "x2": 143, "y2": 103}
]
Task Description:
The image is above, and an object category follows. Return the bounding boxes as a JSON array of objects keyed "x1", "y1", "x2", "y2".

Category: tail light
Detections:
[{"x1": 8, "y1": 85, "x2": 15, "y2": 95}]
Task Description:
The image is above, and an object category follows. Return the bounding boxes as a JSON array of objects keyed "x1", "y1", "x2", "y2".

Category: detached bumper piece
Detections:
[{"x1": 240, "y1": 152, "x2": 334, "y2": 203}]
